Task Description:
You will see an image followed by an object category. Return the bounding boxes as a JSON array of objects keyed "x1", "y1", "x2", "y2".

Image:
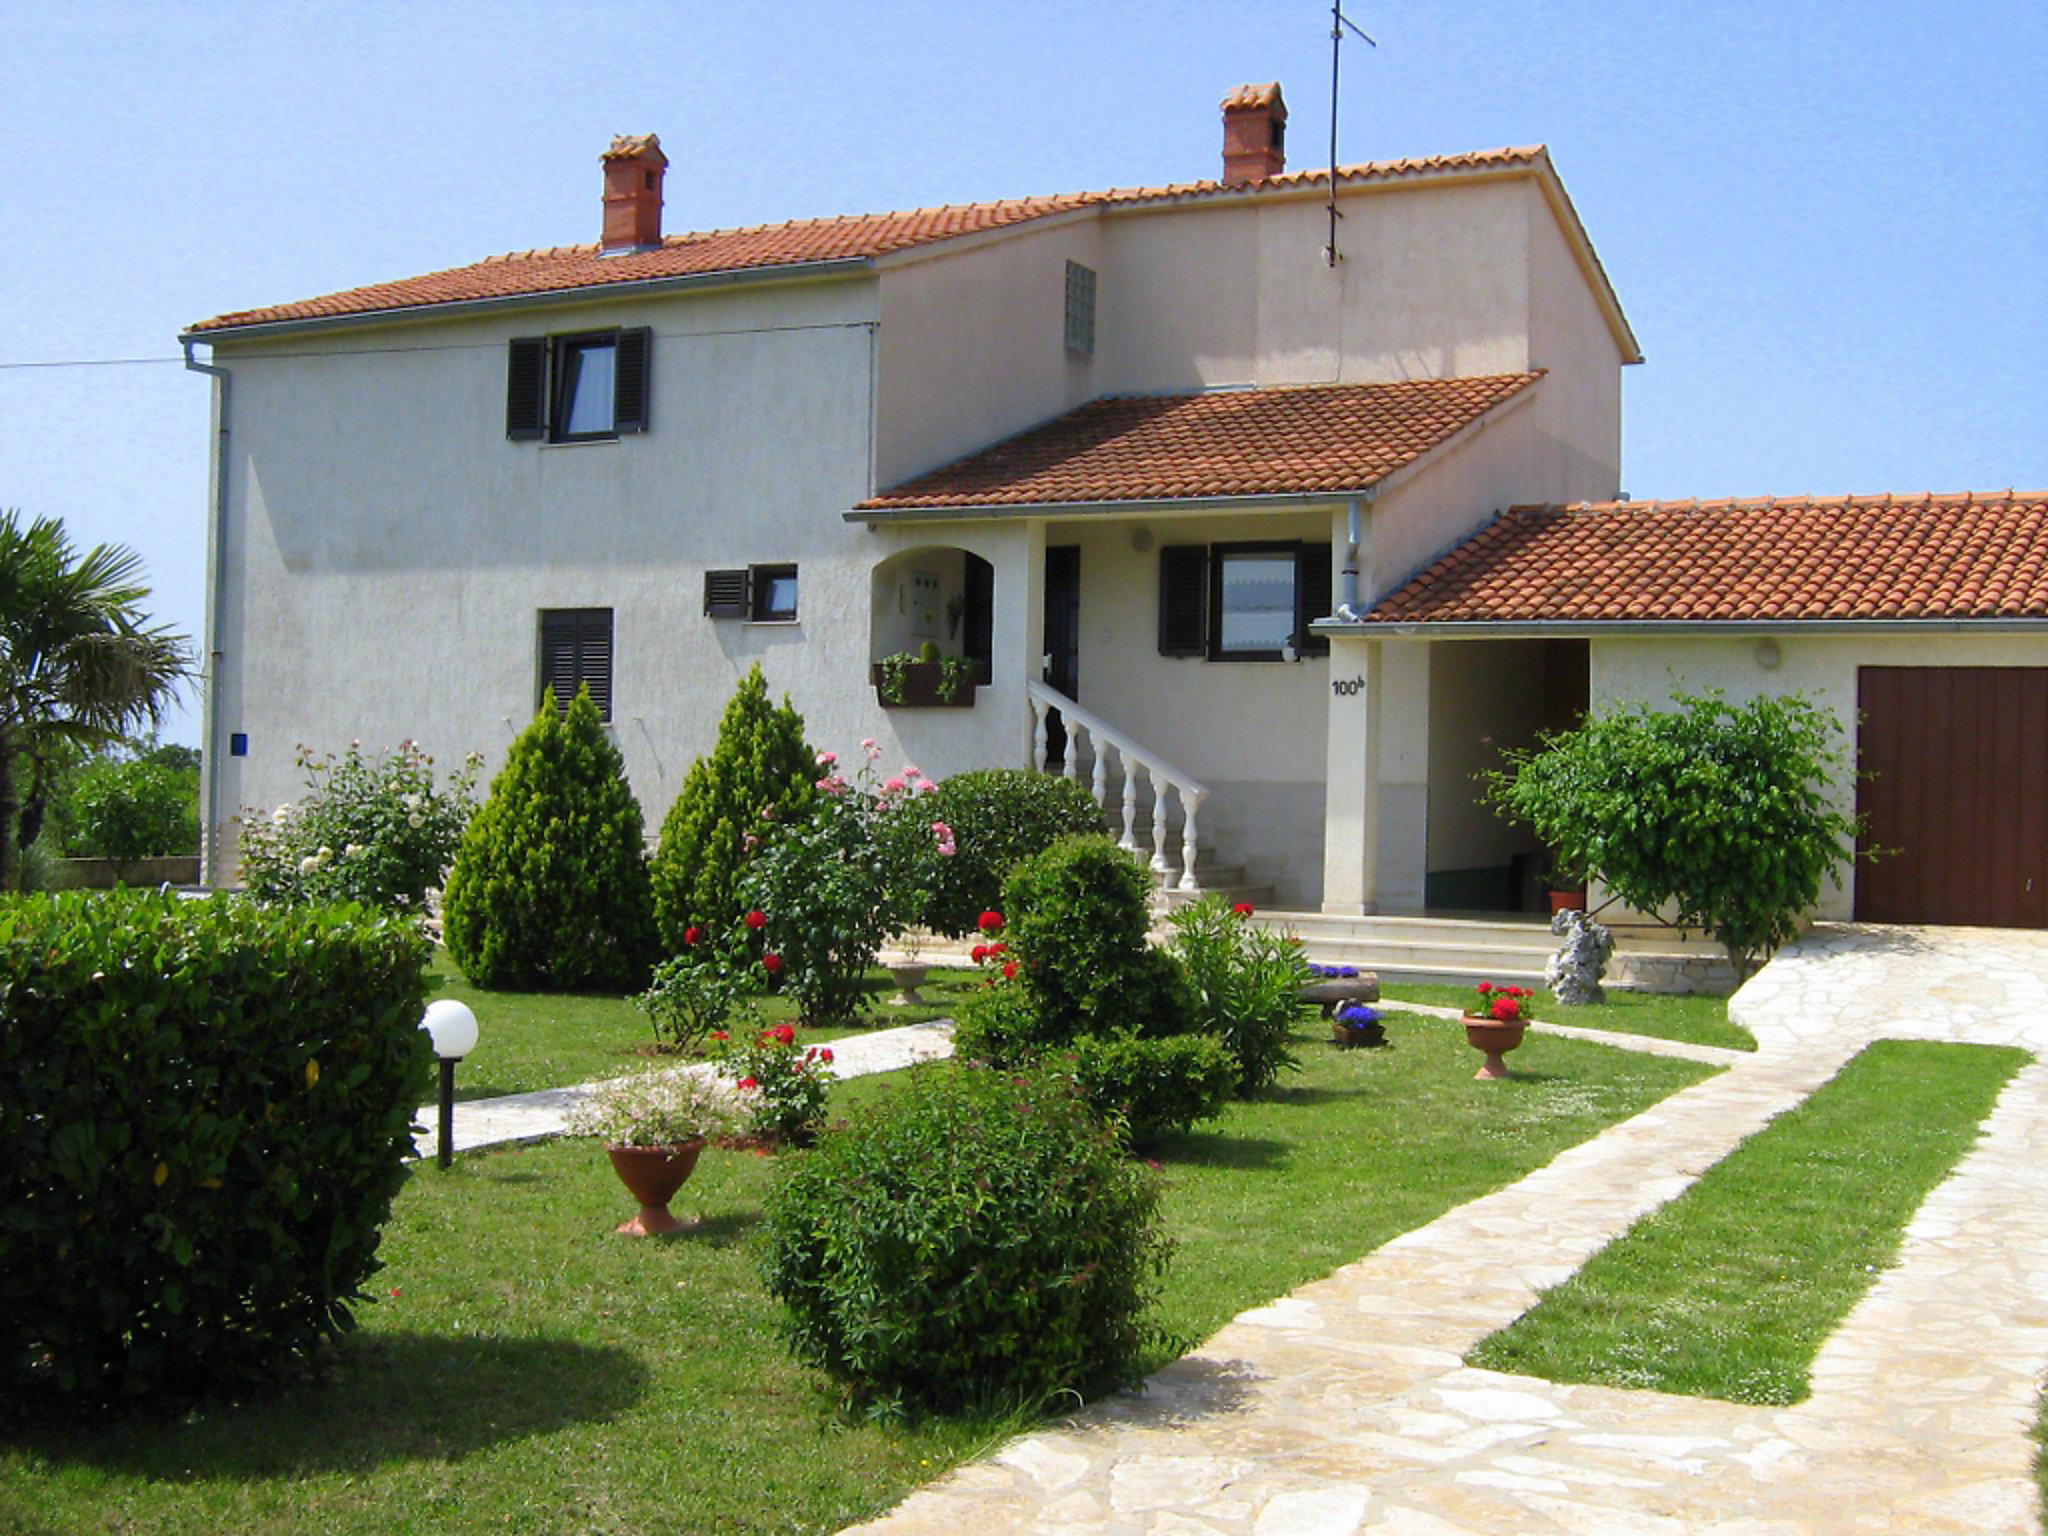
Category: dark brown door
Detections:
[
  {"x1": 1856, "y1": 666, "x2": 2048, "y2": 927},
  {"x1": 1042, "y1": 545, "x2": 1080, "y2": 767}
]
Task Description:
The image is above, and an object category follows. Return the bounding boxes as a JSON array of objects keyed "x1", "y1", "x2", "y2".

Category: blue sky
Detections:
[{"x1": 4, "y1": 0, "x2": 2044, "y2": 745}]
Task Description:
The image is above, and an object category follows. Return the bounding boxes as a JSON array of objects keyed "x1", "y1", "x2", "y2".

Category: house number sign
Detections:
[{"x1": 1331, "y1": 676, "x2": 1366, "y2": 697}]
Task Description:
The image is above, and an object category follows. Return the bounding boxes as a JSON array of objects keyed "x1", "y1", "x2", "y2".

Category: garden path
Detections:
[
  {"x1": 409, "y1": 1019, "x2": 957, "y2": 1158},
  {"x1": 844, "y1": 924, "x2": 2048, "y2": 1536}
]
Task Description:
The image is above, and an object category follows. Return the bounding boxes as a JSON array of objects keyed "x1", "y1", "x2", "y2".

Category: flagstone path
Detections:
[
  {"x1": 409, "y1": 1019, "x2": 957, "y2": 1158},
  {"x1": 844, "y1": 924, "x2": 2048, "y2": 1536}
]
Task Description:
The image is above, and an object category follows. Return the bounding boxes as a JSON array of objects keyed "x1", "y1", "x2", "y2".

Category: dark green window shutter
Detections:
[
  {"x1": 613, "y1": 327, "x2": 652, "y2": 433},
  {"x1": 1296, "y1": 542, "x2": 1334, "y2": 656},
  {"x1": 538, "y1": 608, "x2": 613, "y2": 720},
  {"x1": 1158, "y1": 546, "x2": 1208, "y2": 656},
  {"x1": 703, "y1": 569, "x2": 750, "y2": 618},
  {"x1": 506, "y1": 337, "x2": 548, "y2": 440}
]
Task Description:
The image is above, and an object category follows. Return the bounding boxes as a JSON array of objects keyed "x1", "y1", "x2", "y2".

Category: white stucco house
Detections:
[{"x1": 183, "y1": 84, "x2": 2046, "y2": 962}]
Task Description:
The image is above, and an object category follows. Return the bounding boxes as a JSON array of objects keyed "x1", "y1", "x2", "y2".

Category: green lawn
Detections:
[
  {"x1": 0, "y1": 1012, "x2": 1712, "y2": 1536},
  {"x1": 1469, "y1": 1038, "x2": 2026, "y2": 1404},
  {"x1": 1376, "y1": 981, "x2": 1755, "y2": 1052},
  {"x1": 434, "y1": 950, "x2": 986, "y2": 1101}
]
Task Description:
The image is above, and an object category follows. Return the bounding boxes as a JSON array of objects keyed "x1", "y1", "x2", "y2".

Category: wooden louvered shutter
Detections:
[
  {"x1": 1158, "y1": 546, "x2": 1208, "y2": 657},
  {"x1": 538, "y1": 610, "x2": 579, "y2": 711},
  {"x1": 703, "y1": 569, "x2": 750, "y2": 618},
  {"x1": 613, "y1": 327, "x2": 652, "y2": 433},
  {"x1": 1296, "y1": 542, "x2": 1334, "y2": 657},
  {"x1": 538, "y1": 609, "x2": 613, "y2": 720},
  {"x1": 506, "y1": 337, "x2": 548, "y2": 440},
  {"x1": 576, "y1": 609, "x2": 614, "y2": 720}
]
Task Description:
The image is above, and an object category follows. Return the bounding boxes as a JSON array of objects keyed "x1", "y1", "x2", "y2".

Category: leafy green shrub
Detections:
[
  {"x1": 998, "y1": 835, "x2": 1192, "y2": 1044},
  {"x1": 64, "y1": 755, "x2": 199, "y2": 863},
  {"x1": 1486, "y1": 689, "x2": 1863, "y2": 983},
  {"x1": 1065, "y1": 1031, "x2": 1237, "y2": 1145},
  {"x1": 710, "y1": 1023, "x2": 833, "y2": 1142},
  {"x1": 650, "y1": 666, "x2": 814, "y2": 951},
  {"x1": 0, "y1": 891, "x2": 431, "y2": 1400},
  {"x1": 761, "y1": 1068, "x2": 1170, "y2": 1415},
  {"x1": 637, "y1": 921, "x2": 760, "y2": 1053},
  {"x1": 442, "y1": 686, "x2": 658, "y2": 992},
  {"x1": 917, "y1": 770, "x2": 1106, "y2": 935},
  {"x1": 239, "y1": 740, "x2": 478, "y2": 909},
  {"x1": 1168, "y1": 896, "x2": 1312, "y2": 1093}
]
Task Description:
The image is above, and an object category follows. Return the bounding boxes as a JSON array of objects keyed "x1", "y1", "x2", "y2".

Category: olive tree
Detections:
[{"x1": 1485, "y1": 690, "x2": 1862, "y2": 984}]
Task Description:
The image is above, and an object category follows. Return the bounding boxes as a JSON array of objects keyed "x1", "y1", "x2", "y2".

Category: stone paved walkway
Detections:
[
  {"x1": 411, "y1": 1019, "x2": 956, "y2": 1158},
  {"x1": 845, "y1": 924, "x2": 2048, "y2": 1535}
]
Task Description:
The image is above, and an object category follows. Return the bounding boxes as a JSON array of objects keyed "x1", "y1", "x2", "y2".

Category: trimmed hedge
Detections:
[
  {"x1": 0, "y1": 892, "x2": 433, "y2": 1400},
  {"x1": 761, "y1": 1068, "x2": 1169, "y2": 1415},
  {"x1": 1066, "y1": 1031, "x2": 1238, "y2": 1146},
  {"x1": 918, "y1": 770, "x2": 1106, "y2": 936}
]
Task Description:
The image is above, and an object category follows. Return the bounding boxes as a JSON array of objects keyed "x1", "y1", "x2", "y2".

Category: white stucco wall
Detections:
[
  {"x1": 1522, "y1": 179, "x2": 1627, "y2": 506},
  {"x1": 1592, "y1": 631, "x2": 2048, "y2": 917}
]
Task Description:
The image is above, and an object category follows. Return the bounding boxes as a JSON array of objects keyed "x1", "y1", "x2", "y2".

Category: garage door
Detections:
[{"x1": 1856, "y1": 667, "x2": 2048, "y2": 927}]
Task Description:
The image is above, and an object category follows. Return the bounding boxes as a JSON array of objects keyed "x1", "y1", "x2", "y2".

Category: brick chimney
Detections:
[
  {"x1": 600, "y1": 134, "x2": 667, "y2": 253},
  {"x1": 1220, "y1": 83, "x2": 1287, "y2": 184}
]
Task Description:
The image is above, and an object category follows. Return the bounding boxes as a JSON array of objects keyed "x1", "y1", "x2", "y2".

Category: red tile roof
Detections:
[
  {"x1": 187, "y1": 147, "x2": 1548, "y2": 334},
  {"x1": 1363, "y1": 492, "x2": 2048, "y2": 623},
  {"x1": 855, "y1": 374, "x2": 1543, "y2": 511}
]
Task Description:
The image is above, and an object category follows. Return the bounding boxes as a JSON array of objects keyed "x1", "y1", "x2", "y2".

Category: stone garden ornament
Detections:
[{"x1": 1546, "y1": 908, "x2": 1615, "y2": 1006}]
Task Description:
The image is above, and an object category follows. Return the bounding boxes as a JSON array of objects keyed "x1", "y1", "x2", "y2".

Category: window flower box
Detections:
[{"x1": 871, "y1": 658, "x2": 978, "y2": 709}]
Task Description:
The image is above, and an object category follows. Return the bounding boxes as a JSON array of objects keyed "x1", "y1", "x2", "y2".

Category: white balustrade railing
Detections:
[{"x1": 1026, "y1": 679, "x2": 1208, "y2": 893}]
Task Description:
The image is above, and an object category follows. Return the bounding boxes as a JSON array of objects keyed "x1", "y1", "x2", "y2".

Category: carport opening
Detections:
[{"x1": 1424, "y1": 638, "x2": 1588, "y2": 912}]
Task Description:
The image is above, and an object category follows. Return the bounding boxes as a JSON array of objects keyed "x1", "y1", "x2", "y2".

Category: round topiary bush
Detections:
[
  {"x1": 442, "y1": 685, "x2": 657, "y2": 992},
  {"x1": 761, "y1": 1068, "x2": 1170, "y2": 1415},
  {"x1": 918, "y1": 770, "x2": 1106, "y2": 936},
  {"x1": 0, "y1": 891, "x2": 432, "y2": 1401}
]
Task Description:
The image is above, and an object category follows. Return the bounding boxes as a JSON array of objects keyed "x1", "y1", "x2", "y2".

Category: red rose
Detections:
[
  {"x1": 745, "y1": 909, "x2": 768, "y2": 930},
  {"x1": 988, "y1": 942, "x2": 1006, "y2": 957},
  {"x1": 977, "y1": 910, "x2": 1005, "y2": 933},
  {"x1": 710, "y1": 1030, "x2": 728, "y2": 1042},
  {"x1": 737, "y1": 1076, "x2": 759, "y2": 1091},
  {"x1": 683, "y1": 925, "x2": 703, "y2": 946},
  {"x1": 762, "y1": 952, "x2": 783, "y2": 974},
  {"x1": 1002, "y1": 961, "x2": 1019, "y2": 980},
  {"x1": 1478, "y1": 981, "x2": 1494, "y2": 994},
  {"x1": 818, "y1": 1047, "x2": 833, "y2": 1064},
  {"x1": 772, "y1": 1023, "x2": 795, "y2": 1045},
  {"x1": 1232, "y1": 901, "x2": 1255, "y2": 916},
  {"x1": 970, "y1": 944, "x2": 989, "y2": 964},
  {"x1": 1491, "y1": 996, "x2": 1521, "y2": 1022}
]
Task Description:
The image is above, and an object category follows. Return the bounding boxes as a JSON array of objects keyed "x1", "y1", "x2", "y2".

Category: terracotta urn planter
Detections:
[
  {"x1": 1548, "y1": 889, "x2": 1586, "y2": 914},
  {"x1": 605, "y1": 1140, "x2": 707, "y2": 1236},
  {"x1": 885, "y1": 961, "x2": 931, "y2": 1006},
  {"x1": 1461, "y1": 1016, "x2": 1527, "y2": 1080}
]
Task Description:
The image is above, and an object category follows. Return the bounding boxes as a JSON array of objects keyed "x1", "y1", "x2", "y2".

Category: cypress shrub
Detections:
[
  {"x1": 761, "y1": 1068, "x2": 1169, "y2": 1415},
  {"x1": 442, "y1": 685, "x2": 657, "y2": 991},
  {"x1": 649, "y1": 665, "x2": 814, "y2": 952},
  {"x1": 0, "y1": 891, "x2": 431, "y2": 1400},
  {"x1": 917, "y1": 769, "x2": 1106, "y2": 936}
]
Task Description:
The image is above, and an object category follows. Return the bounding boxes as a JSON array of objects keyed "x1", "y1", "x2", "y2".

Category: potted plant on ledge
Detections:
[
  {"x1": 568, "y1": 1069, "x2": 740, "y2": 1236},
  {"x1": 1461, "y1": 981, "x2": 1535, "y2": 1080},
  {"x1": 872, "y1": 641, "x2": 979, "y2": 708}
]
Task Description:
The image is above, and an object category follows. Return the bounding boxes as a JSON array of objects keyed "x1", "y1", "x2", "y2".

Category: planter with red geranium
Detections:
[
  {"x1": 1462, "y1": 982, "x2": 1535, "y2": 1080},
  {"x1": 566, "y1": 1070, "x2": 740, "y2": 1236}
]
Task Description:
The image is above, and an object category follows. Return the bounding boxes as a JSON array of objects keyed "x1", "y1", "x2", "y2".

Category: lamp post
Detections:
[{"x1": 420, "y1": 999, "x2": 480, "y2": 1170}]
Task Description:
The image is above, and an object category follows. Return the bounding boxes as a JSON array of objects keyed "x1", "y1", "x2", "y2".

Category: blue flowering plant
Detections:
[{"x1": 1332, "y1": 1002, "x2": 1386, "y2": 1047}]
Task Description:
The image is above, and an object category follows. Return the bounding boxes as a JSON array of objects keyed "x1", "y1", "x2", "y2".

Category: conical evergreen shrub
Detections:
[
  {"x1": 650, "y1": 664, "x2": 815, "y2": 951},
  {"x1": 442, "y1": 685, "x2": 657, "y2": 991}
]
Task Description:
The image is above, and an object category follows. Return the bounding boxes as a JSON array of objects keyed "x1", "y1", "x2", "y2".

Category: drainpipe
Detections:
[
  {"x1": 181, "y1": 337, "x2": 230, "y2": 887},
  {"x1": 1333, "y1": 497, "x2": 1364, "y2": 620}
]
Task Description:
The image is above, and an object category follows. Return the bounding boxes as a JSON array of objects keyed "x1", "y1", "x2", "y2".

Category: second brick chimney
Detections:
[
  {"x1": 600, "y1": 134, "x2": 667, "y2": 253},
  {"x1": 1220, "y1": 83, "x2": 1287, "y2": 184}
]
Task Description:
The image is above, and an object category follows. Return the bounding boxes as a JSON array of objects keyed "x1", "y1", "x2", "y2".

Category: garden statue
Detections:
[{"x1": 1545, "y1": 907, "x2": 1614, "y2": 1005}]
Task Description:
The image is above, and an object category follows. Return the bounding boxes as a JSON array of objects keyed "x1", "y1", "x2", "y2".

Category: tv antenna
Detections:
[{"x1": 1326, "y1": 1, "x2": 1377, "y2": 267}]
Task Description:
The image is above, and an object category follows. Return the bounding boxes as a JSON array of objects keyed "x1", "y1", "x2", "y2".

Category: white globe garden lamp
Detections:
[{"x1": 421, "y1": 999, "x2": 480, "y2": 1169}]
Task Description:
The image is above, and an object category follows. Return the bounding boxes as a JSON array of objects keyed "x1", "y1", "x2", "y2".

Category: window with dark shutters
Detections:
[
  {"x1": 538, "y1": 608, "x2": 613, "y2": 720},
  {"x1": 1296, "y1": 542, "x2": 1334, "y2": 656},
  {"x1": 703, "y1": 569, "x2": 750, "y2": 618},
  {"x1": 505, "y1": 337, "x2": 548, "y2": 439},
  {"x1": 1157, "y1": 546, "x2": 1208, "y2": 656},
  {"x1": 613, "y1": 326, "x2": 652, "y2": 433}
]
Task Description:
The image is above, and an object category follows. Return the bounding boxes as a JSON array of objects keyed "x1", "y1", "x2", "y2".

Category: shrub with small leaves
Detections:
[
  {"x1": 239, "y1": 740, "x2": 478, "y2": 910},
  {"x1": 0, "y1": 891, "x2": 431, "y2": 1401},
  {"x1": 65, "y1": 754, "x2": 199, "y2": 864},
  {"x1": 1063, "y1": 1031, "x2": 1237, "y2": 1146},
  {"x1": 636, "y1": 917, "x2": 764, "y2": 1053},
  {"x1": 1167, "y1": 896, "x2": 1312, "y2": 1094},
  {"x1": 916, "y1": 769, "x2": 1106, "y2": 936},
  {"x1": 761, "y1": 1067, "x2": 1170, "y2": 1416}
]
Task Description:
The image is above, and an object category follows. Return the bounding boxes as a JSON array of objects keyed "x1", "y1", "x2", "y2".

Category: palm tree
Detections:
[{"x1": 0, "y1": 511, "x2": 192, "y2": 888}]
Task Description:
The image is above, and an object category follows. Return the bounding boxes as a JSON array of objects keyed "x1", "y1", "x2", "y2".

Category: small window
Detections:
[
  {"x1": 1212, "y1": 546, "x2": 1298, "y2": 658},
  {"x1": 538, "y1": 607, "x2": 613, "y2": 720},
  {"x1": 1064, "y1": 260, "x2": 1096, "y2": 357},
  {"x1": 554, "y1": 336, "x2": 617, "y2": 439},
  {"x1": 751, "y1": 564, "x2": 799, "y2": 622},
  {"x1": 506, "y1": 328, "x2": 651, "y2": 442},
  {"x1": 1157, "y1": 542, "x2": 1333, "y2": 661}
]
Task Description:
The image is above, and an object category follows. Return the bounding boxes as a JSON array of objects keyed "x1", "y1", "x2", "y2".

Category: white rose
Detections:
[
  {"x1": 272, "y1": 804, "x2": 293, "y2": 825},
  {"x1": 407, "y1": 813, "x2": 425, "y2": 828},
  {"x1": 297, "y1": 855, "x2": 320, "y2": 874}
]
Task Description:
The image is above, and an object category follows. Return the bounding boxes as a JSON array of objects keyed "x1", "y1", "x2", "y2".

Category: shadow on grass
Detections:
[
  {"x1": 675, "y1": 1209, "x2": 762, "y2": 1248},
  {"x1": 1256, "y1": 1080, "x2": 1379, "y2": 1108},
  {"x1": 7, "y1": 1331, "x2": 648, "y2": 1481},
  {"x1": 1151, "y1": 1132, "x2": 1290, "y2": 1170}
]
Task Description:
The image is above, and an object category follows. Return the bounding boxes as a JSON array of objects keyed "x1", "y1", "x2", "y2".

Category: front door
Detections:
[{"x1": 1043, "y1": 545, "x2": 1081, "y2": 767}]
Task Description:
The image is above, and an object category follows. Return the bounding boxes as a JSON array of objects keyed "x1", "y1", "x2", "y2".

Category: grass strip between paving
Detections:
[{"x1": 1468, "y1": 1037, "x2": 2028, "y2": 1405}]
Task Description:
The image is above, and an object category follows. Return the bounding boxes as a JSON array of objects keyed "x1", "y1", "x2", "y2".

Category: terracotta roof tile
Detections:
[
  {"x1": 854, "y1": 374, "x2": 1542, "y2": 511},
  {"x1": 187, "y1": 147, "x2": 1548, "y2": 334},
  {"x1": 1362, "y1": 492, "x2": 2048, "y2": 624}
]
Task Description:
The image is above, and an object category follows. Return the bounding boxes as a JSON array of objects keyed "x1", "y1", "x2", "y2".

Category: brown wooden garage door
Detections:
[{"x1": 1856, "y1": 666, "x2": 2048, "y2": 927}]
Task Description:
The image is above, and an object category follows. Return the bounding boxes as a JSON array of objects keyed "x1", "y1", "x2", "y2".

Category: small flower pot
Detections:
[
  {"x1": 1548, "y1": 889, "x2": 1586, "y2": 914},
  {"x1": 1331, "y1": 1018, "x2": 1386, "y2": 1049},
  {"x1": 1462, "y1": 1016, "x2": 1528, "y2": 1080},
  {"x1": 605, "y1": 1140, "x2": 707, "y2": 1236},
  {"x1": 885, "y1": 962, "x2": 930, "y2": 1006}
]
